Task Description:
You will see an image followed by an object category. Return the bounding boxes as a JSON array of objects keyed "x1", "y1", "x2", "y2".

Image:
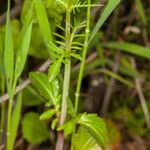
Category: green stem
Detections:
[
  {"x1": 7, "y1": 78, "x2": 17, "y2": 150},
  {"x1": 74, "y1": 0, "x2": 91, "y2": 115},
  {"x1": 71, "y1": 1, "x2": 91, "y2": 150},
  {"x1": 56, "y1": 1, "x2": 72, "y2": 150},
  {"x1": 0, "y1": 76, "x2": 5, "y2": 144}
]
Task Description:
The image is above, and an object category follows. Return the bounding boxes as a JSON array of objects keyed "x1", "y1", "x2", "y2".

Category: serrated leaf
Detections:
[
  {"x1": 89, "y1": 0, "x2": 121, "y2": 43},
  {"x1": 48, "y1": 57, "x2": 63, "y2": 82},
  {"x1": 103, "y1": 42, "x2": 150, "y2": 59},
  {"x1": 4, "y1": 0, "x2": 14, "y2": 96},
  {"x1": 72, "y1": 127, "x2": 101, "y2": 150},
  {"x1": 15, "y1": 22, "x2": 32, "y2": 79},
  {"x1": 29, "y1": 72, "x2": 60, "y2": 108},
  {"x1": 77, "y1": 113, "x2": 107, "y2": 149},
  {"x1": 8, "y1": 92, "x2": 22, "y2": 150},
  {"x1": 39, "y1": 109, "x2": 56, "y2": 120},
  {"x1": 34, "y1": 0, "x2": 53, "y2": 44},
  {"x1": 22, "y1": 112, "x2": 49, "y2": 144}
]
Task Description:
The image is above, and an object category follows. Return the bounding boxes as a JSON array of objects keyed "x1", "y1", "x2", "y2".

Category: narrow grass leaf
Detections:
[
  {"x1": 4, "y1": 0, "x2": 14, "y2": 96},
  {"x1": 15, "y1": 22, "x2": 33, "y2": 79},
  {"x1": 34, "y1": 0, "x2": 53, "y2": 44},
  {"x1": 89, "y1": 0, "x2": 121, "y2": 43},
  {"x1": 135, "y1": 0, "x2": 147, "y2": 26},
  {"x1": 103, "y1": 42, "x2": 150, "y2": 59},
  {"x1": 8, "y1": 92, "x2": 22, "y2": 150}
]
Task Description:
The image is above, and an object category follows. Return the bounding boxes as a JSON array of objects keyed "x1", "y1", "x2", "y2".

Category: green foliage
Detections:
[
  {"x1": 77, "y1": 113, "x2": 108, "y2": 149},
  {"x1": 48, "y1": 57, "x2": 63, "y2": 82},
  {"x1": 89, "y1": 0, "x2": 121, "y2": 43},
  {"x1": 29, "y1": 72, "x2": 61, "y2": 110},
  {"x1": 22, "y1": 85, "x2": 44, "y2": 106},
  {"x1": 34, "y1": 0, "x2": 53, "y2": 45},
  {"x1": 58, "y1": 113, "x2": 107, "y2": 149},
  {"x1": 72, "y1": 127, "x2": 101, "y2": 150},
  {"x1": 4, "y1": 0, "x2": 14, "y2": 97},
  {"x1": 22, "y1": 112, "x2": 49, "y2": 144},
  {"x1": 103, "y1": 42, "x2": 150, "y2": 59},
  {"x1": 14, "y1": 22, "x2": 32, "y2": 79},
  {"x1": 135, "y1": 0, "x2": 147, "y2": 26},
  {"x1": 8, "y1": 93, "x2": 22, "y2": 150},
  {"x1": 40, "y1": 109, "x2": 56, "y2": 120}
]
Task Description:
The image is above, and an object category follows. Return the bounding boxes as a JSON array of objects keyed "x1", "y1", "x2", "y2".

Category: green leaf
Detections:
[
  {"x1": 15, "y1": 22, "x2": 32, "y2": 79},
  {"x1": 29, "y1": 72, "x2": 60, "y2": 108},
  {"x1": 34, "y1": 0, "x2": 53, "y2": 44},
  {"x1": 51, "y1": 118, "x2": 58, "y2": 130},
  {"x1": 39, "y1": 109, "x2": 56, "y2": 120},
  {"x1": 57, "y1": 119, "x2": 76, "y2": 136},
  {"x1": 23, "y1": 85, "x2": 45, "y2": 106},
  {"x1": 72, "y1": 127, "x2": 101, "y2": 150},
  {"x1": 71, "y1": 53, "x2": 82, "y2": 60},
  {"x1": 48, "y1": 57, "x2": 63, "y2": 82},
  {"x1": 4, "y1": 0, "x2": 14, "y2": 96},
  {"x1": 89, "y1": 0, "x2": 121, "y2": 43},
  {"x1": 22, "y1": 112, "x2": 49, "y2": 144},
  {"x1": 103, "y1": 42, "x2": 150, "y2": 59},
  {"x1": 30, "y1": 72, "x2": 51, "y2": 100},
  {"x1": 135, "y1": 0, "x2": 147, "y2": 26},
  {"x1": 77, "y1": 113, "x2": 108, "y2": 149},
  {"x1": 58, "y1": 113, "x2": 107, "y2": 149},
  {"x1": 8, "y1": 92, "x2": 22, "y2": 150}
]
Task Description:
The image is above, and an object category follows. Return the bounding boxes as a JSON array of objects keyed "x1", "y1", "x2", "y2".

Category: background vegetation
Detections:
[{"x1": 0, "y1": 0, "x2": 150, "y2": 149}]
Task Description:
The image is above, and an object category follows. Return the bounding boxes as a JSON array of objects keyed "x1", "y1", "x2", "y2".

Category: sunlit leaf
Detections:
[{"x1": 39, "y1": 109, "x2": 56, "y2": 120}]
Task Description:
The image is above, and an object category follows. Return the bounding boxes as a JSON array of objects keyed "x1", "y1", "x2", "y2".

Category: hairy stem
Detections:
[{"x1": 56, "y1": 1, "x2": 72, "y2": 150}]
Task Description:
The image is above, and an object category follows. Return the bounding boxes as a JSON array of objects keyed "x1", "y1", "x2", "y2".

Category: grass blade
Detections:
[
  {"x1": 4, "y1": 0, "x2": 14, "y2": 97},
  {"x1": 103, "y1": 42, "x2": 150, "y2": 59},
  {"x1": 34, "y1": 0, "x2": 53, "y2": 44},
  {"x1": 15, "y1": 22, "x2": 33, "y2": 79},
  {"x1": 89, "y1": 0, "x2": 121, "y2": 43},
  {"x1": 135, "y1": 0, "x2": 147, "y2": 26}
]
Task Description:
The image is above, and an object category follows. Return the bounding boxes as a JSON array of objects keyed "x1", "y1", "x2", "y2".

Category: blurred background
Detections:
[{"x1": 0, "y1": 0, "x2": 150, "y2": 149}]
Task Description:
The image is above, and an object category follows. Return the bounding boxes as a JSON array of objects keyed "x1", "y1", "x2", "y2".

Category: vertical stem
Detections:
[
  {"x1": 7, "y1": 78, "x2": 17, "y2": 150},
  {"x1": 71, "y1": 1, "x2": 91, "y2": 150},
  {"x1": 56, "y1": 1, "x2": 72, "y2": 150},
  {"x1": 74, "y1": 0, "x2": 91, "y2": 115},
  {"x1": 0, "y1": 76, "x2": 5, "y2": 145}
]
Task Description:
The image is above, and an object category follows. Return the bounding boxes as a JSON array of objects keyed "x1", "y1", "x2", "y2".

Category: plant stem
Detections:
[
  {"x1": 71, "y1": 1, "x2": 91, "y2": 150},
  {"x1": 56, "y1": 1, "x2": 72, "y2": 150},
  {"x1": 7, "y1": 78, "x2": 17, "y2": 150},
  {"x1": 0, "y1": 76, "x2": 5, "y2": 145},
  {"x1": 74, "y1": 0, "x2": 91, "y2": 115}
]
